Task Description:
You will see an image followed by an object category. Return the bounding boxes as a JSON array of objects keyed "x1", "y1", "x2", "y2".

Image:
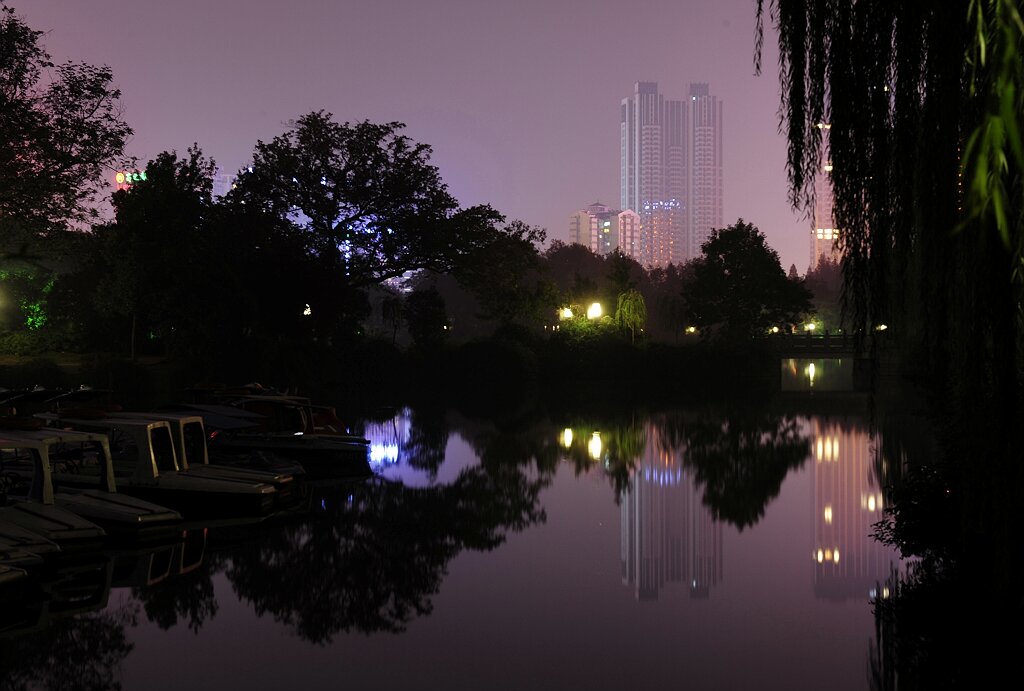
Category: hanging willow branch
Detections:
[{"x1": 755, "y1": 0, "x2": 1023, "y2": 381}]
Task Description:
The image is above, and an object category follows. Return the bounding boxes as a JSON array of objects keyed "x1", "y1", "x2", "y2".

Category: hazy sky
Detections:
[{"x1": 19, "y1": 0, "x2": 812, "y2": 271}]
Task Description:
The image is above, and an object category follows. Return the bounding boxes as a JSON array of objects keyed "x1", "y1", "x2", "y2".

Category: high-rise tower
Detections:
[
  {"x1": 620, "y1": 81, "x2": 722, "y2": 266},
  {"x1": 811, "y1": 123, "x2": 839, "y2": 270},
  {"x1": 620, "y1": 82, "x2": 686, "y2": 267},
  {"x1": 686, "y1": 83, "x2": 723, "y2": 260}
]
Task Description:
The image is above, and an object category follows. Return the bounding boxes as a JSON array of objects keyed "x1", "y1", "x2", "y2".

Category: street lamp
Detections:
[{"x1": 586, "y1": 302, "x2": 602, "y2": 319}]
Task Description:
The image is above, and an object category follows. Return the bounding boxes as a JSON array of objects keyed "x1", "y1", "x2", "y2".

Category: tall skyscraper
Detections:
[
  {"x1": 687, "y1": 83, "x2": 724, "y2": 260},
  {"x1": 810, "y1": 123, "x2": 839, "y2": 270},
  {"x1": 620, "y1": 81, "x2": 722, "y2": 267},
  {"x1": 620, "y1": 82, "x2": 686, "y2": 267}
]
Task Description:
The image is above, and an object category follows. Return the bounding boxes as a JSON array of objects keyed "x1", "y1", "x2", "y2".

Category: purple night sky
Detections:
[{"x1": 20, "y1": 0, "x2": 811, "y2": 272}]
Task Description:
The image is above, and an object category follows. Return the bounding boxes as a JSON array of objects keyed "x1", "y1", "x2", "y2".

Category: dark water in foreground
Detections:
[{"x1": 1, "y1": 371, "x2": 908, "y2": 690}]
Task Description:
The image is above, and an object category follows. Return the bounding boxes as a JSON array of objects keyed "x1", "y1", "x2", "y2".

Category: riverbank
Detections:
[{"x1": 0, "y1": 338, "x2": 878, "y2": 417}]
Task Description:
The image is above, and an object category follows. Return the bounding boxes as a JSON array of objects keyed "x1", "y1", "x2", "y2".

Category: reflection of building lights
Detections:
[
  {"x1": 824, "y1": 506, "x2": 833, "y2": 524},
  {"x1": 641, "y1": 467, "x2": 683, "y2": 486},
  {"x1": 861, "y1": 492, "x2": 884, "y2": 511},
  {"x1": 561, "y1": 428, "x2": 573, "y2": 449},
  {"x1": 368, "y1": 443, "x2": 399, "y2": 467},
  {"x1": 587, "y1": 302, "x2": 603, "y2": 319},
  {"x1": 588, "y1": 432, "x2": 602, "y2": 460},
  {"x1": 815, "y1": 435, "x2": 839, "y2": 462},
  {"x1": 814, "y1": 547, "x2": 843, "y2": 566}
]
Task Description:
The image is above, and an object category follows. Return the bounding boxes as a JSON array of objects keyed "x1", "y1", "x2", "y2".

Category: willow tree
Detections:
[
  {"x1": 615, "y1": 288, "x2": 647, "y2": 344},
  {"x1": 756, "y1": 0, "x2": 1022, "y2": 388},
  {"x1": 756, "y1": 0, "x2": 1023, "y2": 413},
  {"x1": 754, "y1": 0, "x2": 1023, "y2": 660}
]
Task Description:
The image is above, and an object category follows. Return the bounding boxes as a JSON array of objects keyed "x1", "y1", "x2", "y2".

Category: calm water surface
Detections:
[{"x1": 1, "y1": 385, "x2": 904, "y2": 690}]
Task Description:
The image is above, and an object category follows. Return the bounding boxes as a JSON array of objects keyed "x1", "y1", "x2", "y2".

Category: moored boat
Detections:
[
  {"x1": 115, "y1": 411, "x2": 305, "y2": 509},
  {"x1": 0, "y1": 431, "x2": 107, "y2": 548},
  {"x1": 1, "y1": 427, "x2": 183, "y2": 541},
  {"x1": 36, "y1": 414, "x2": 278, "y2": 519}
]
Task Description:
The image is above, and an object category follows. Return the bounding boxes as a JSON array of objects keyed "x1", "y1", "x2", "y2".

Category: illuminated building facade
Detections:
[
  {"x1": 687, "y1": 83, "x2": 724, "y2": 260},
  {"x1": 569, "y1": 203, "x2": 641, "y2": 257},
  {"x1": 620, "y1": 423, "x2": 722, "y2": 600},
  {"x1": 810, "y1": 124, "x2": 839, "y2": 270},
  {"x1": 810, "y1": 419, "x2": 900, "y2": 601},
  {"x1": 620, "y1": 82, "x2": 686, "y2": 267},
  {"x1": 212, "y1": 168, "x2": 237, "y2": 198},
  {"x1": 114, "y1": 169, "x2": 146, "y2": 191},
  {"x1": 620, "y1": 81, "x2": 722, "y2": 266}
]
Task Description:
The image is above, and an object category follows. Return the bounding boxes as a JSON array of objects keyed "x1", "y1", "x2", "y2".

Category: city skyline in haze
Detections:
[{"x1": 18, "y1": 0, "x2": 814, "y2": 273}]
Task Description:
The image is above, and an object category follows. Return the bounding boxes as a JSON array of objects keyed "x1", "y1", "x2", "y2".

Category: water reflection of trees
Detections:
[
  {"x1": 402, "y1": 406, "x2": 449, "y2": 478},
  {"x1": 553, "y1": 407, "x2": 810, "y2": 529},
  {"x1": 0, "y1": 602, "x2": 137, "y2": 691},
  {"x1": 131, "y1": 554, "x2": 223, "y2": 634},
  {"x1": 666, "y1": 410, "x2": 809, "y2": 530},
  {"x1": 868, "y1": 401, "x2": 1022, "y2": 688},
  {"x1": 225, "y1": 432, "x2": 550, "y2": 643},
  {"x1": 557, "y1": 415, "x2": 646, "y2": 501}
]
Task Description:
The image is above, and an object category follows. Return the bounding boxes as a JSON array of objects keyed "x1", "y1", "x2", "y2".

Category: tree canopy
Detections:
[
  {"x1": 227, "y1": 111, "x2": 504, "y2": 288},
  {"x1": 0, "y1": 4, "x2": 131, "y2": 233},
  {"x1": 756, "y1": 2, "x2": 1024, "y2": 676},
  {"x1": 685, "y1": 219, "x2": 812, "y2": 339},
  {"x1": 755, "y1": 0, "x2": 1022, "y2": 390}
]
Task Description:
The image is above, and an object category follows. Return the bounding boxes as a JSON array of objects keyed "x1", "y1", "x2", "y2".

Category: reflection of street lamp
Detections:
[
  {"x1": 586, "y1": 302, "x2": 602, "y2": 319},
  {"x1": 805, "y1": 362, "x2": 816, "y2": 387},
  {"x1": 561, "y1": 428, "x2": 573, "y2": 449},
  {"x1": 588, "y1": 432, "x2": 602, "y2": 460}
]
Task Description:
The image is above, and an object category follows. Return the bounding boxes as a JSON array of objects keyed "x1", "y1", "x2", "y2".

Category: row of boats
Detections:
[{"x1": 0, "y1": 384, "x2": 374, "y2": 585}]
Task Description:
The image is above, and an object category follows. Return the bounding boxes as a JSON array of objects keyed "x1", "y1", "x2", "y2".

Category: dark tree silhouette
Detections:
[
  {"x1": 685, "y1": 219, "x2": 812, "y2": 339},
  {"x1": 0, "y1": 5, "x2": 132, "y2": 234},
  {"x1": 682, "y1": 411, "x2": 809, "y2": 529}
]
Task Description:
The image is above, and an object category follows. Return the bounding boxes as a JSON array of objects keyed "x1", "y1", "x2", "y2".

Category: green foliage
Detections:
[
  {"x1": 614, "y1": 288, "x2": 647, "y2": 343},
  {"x1": 685, "y1": 219, "x2": 812, "y2": 339},
  {"x1": 962, "y1": 0, "x2": 1024, "y2": 250},
  {"x1": 756, "y1": 0, "x2": 1023, "y2": 383}
]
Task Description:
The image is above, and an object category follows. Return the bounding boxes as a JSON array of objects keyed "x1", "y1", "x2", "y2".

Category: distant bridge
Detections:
[{"x1": 762, "y1": 333, "x2": 862, "y2": 358}]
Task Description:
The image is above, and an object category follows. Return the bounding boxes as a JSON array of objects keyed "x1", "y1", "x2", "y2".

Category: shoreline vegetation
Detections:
[{"x1": 0, "y1": 336, "x2": 880, "y2": 415}]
